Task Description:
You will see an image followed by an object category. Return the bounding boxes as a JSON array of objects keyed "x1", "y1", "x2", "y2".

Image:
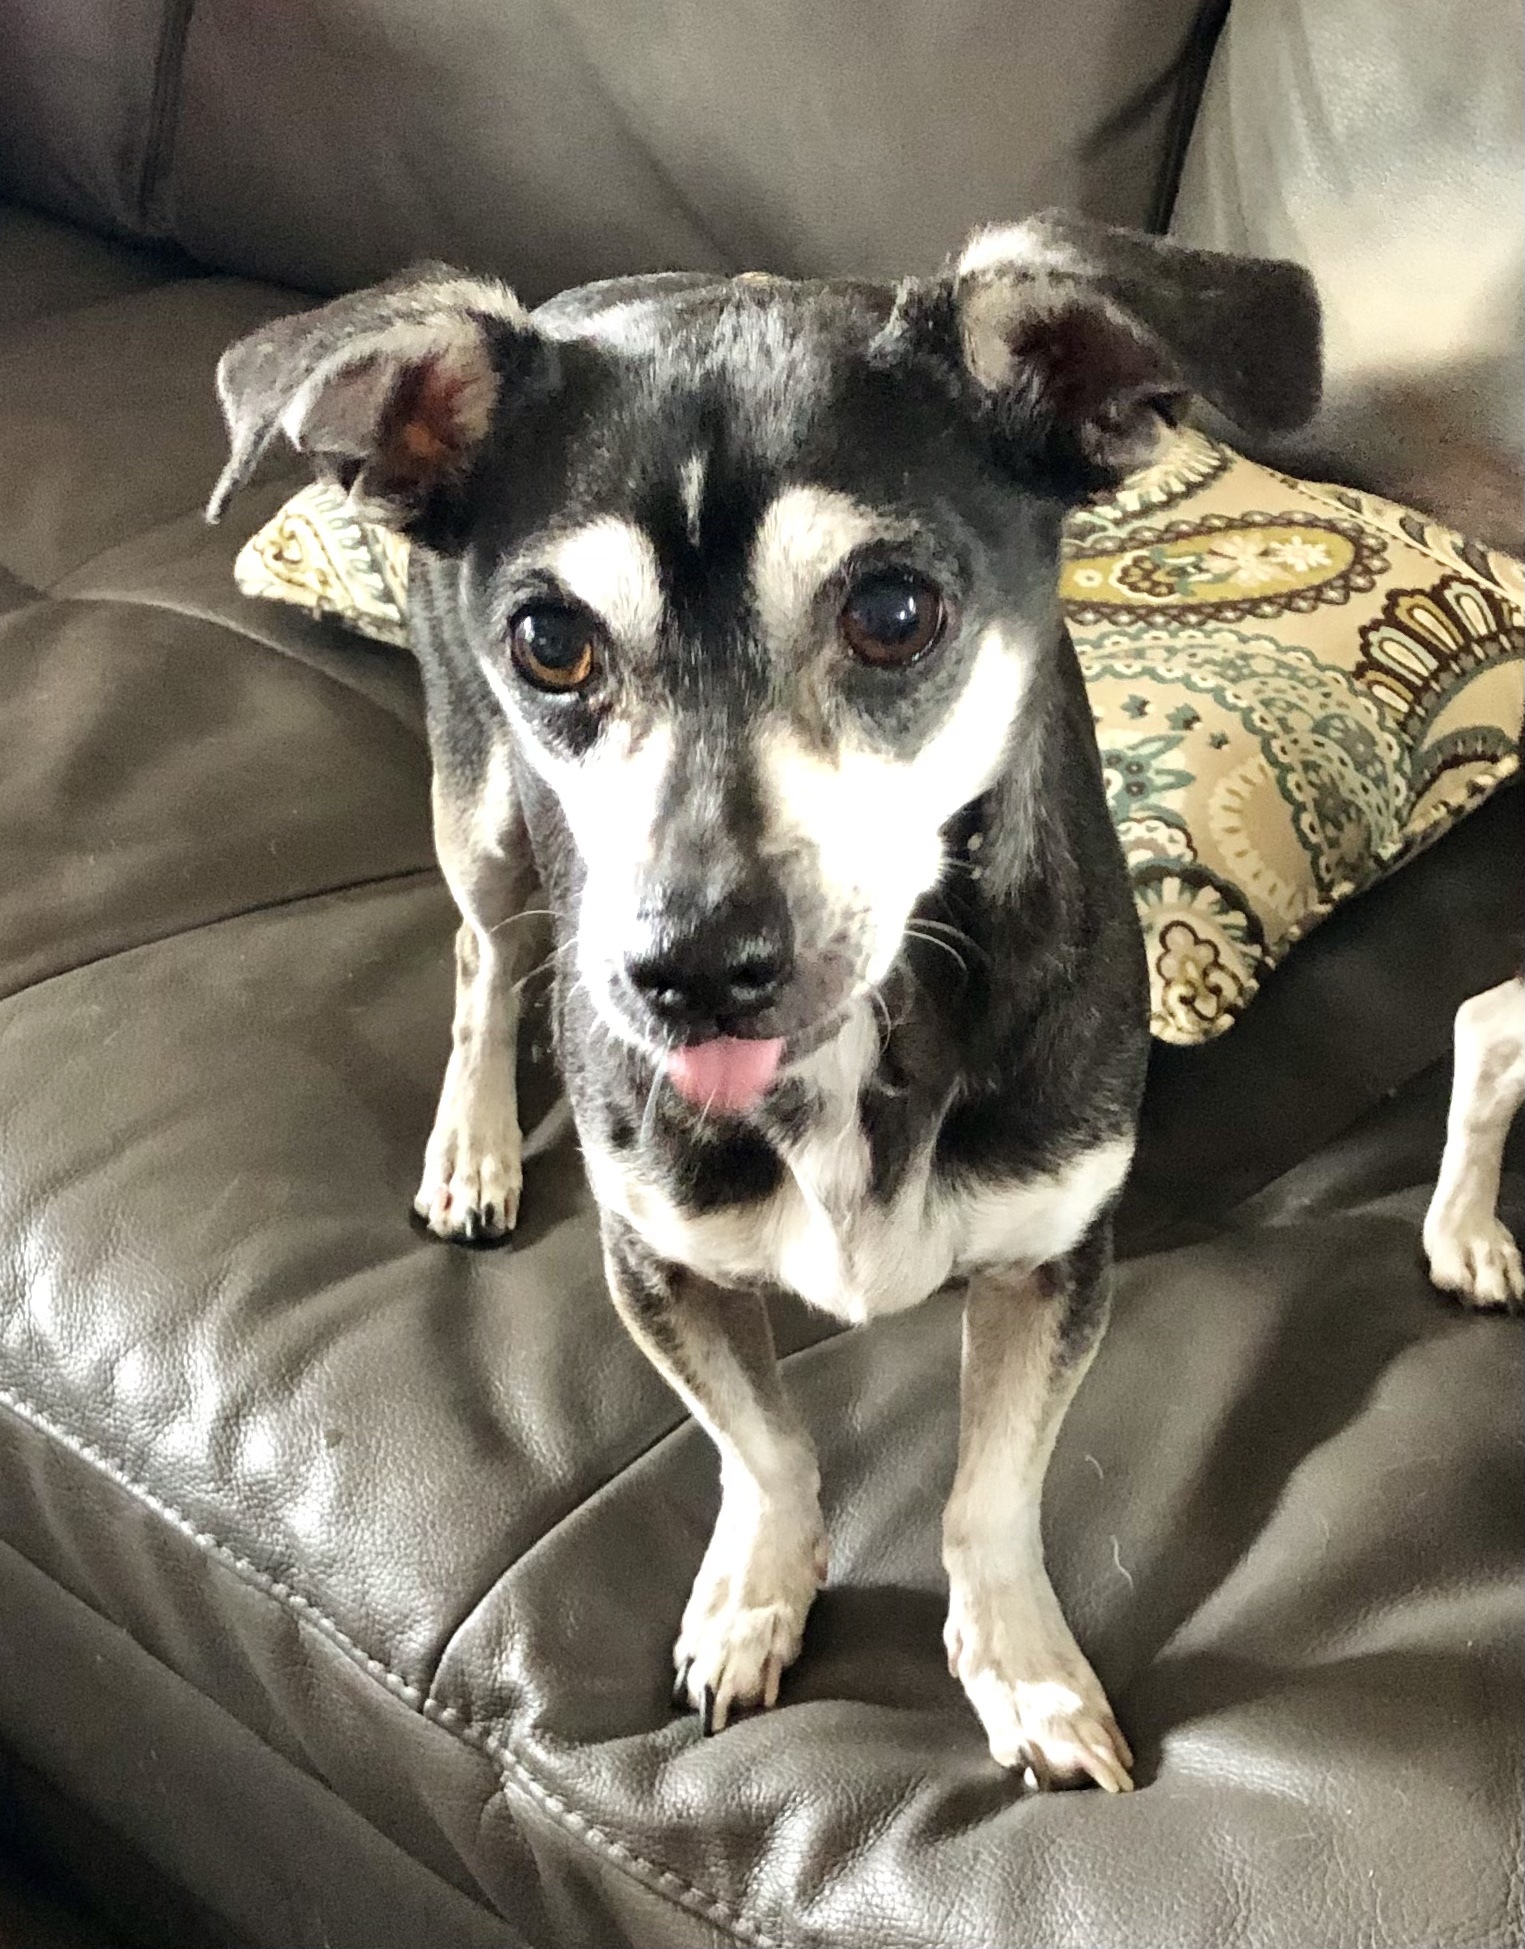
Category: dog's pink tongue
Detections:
[{"x1": 665, "y1": 1036, "x2": 784, "y2": 1113}]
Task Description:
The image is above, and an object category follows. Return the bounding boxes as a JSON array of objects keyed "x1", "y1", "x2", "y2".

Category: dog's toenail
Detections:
[{"x1": 700, "y1": 1684, "x2": 718, "y2": 1734}]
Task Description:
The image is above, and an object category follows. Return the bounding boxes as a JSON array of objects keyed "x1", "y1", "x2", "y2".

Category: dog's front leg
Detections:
[
  {"x1": 603, "y1": 1220, "x2": 827, "y2": 1732},
  {"x1": 943, "y1": 1229, "x2": 1133, "y2": 1791},
  {"x1": 415, "y1": 767, "x2": 544, "y2": 1241}
]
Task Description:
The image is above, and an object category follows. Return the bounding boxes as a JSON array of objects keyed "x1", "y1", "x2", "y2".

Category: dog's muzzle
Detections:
[{"x1": 619, "y1": 881, "x2": 794, "y2": 1112}]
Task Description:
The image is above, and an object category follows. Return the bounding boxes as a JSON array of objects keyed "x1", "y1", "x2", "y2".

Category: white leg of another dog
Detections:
[
  {"x1": 942, "y1": 1260, "x2": 1133, "y2": 1791},
  {"x1": 1423, "y1": 975, "x2": 1525, "y2": 1310}
]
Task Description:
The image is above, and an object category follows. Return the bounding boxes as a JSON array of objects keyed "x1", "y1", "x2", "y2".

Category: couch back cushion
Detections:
[
  {"x1": 2, "y1": 0, "x2": 1212, "y2": 300},
  {"x1": 1171, "y1": 0, "x2": 1525, "y2": 552}
]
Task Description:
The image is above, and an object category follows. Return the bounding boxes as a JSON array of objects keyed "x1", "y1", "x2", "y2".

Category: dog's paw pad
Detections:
[
  {"x1": 415, "y1": 1133, "x2": 522, "y2": 1242},
  {"x1": 946, "y1": 1586, "x2": 1133, "y2": 1792},
  {"x1": 672, "y1": 1525, "x2": 824, "y2": 1733},
  {"x1": 1424, "y1": 1214, "x2": 1524, "y2": 1311}
]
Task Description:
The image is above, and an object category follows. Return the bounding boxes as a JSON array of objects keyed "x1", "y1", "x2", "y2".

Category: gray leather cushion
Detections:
[
  {"x1": 0, "y1": 0, "x2": 172, "y2": 242},
  {"x1": 2, "y1": 0, "x2": 1212, "y2": 301},
  {"x1": 2, "y1": 208, "x2": 1522, "y2": 1949},
  {"x1": 1171, "y1": 0, "x2": 1525, "y2": 553}
]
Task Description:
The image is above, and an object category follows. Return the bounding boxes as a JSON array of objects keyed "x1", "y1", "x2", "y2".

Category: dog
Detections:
[
  {"x1": 1425, "y1": 977, "x2": 1524, "y2": 1309},
  {"x1": 208, "y1": 214, "x2": 1322, "y2": 1791}
]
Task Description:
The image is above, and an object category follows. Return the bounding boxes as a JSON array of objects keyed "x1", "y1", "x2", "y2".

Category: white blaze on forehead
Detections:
[
  {"x1": 417, "y1": 274, "x2": 528, "y2": 324},
  {"x1": 750, "y1": 485, "x2": 893, "y2": 649},
  {"x1": 761, "y1": 626, "x2": 1031, "y2": 982},
  {"x1": 958, "y1": 279, "x2": 1024, "y2": 392},
  {"x1": 549, "y1": 517, "x2": 664, "y2": 646},
  {"x1": 679, "y1": 451, "x2": 706, "y2": 546}
]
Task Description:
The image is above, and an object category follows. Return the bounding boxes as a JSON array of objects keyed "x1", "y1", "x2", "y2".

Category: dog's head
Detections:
[{"x1": 210, "y1": 217, "x2": 1320, "y2": 1112}]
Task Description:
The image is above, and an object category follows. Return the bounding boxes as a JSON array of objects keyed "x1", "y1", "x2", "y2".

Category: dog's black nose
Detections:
[{"x1": 626, "y1": 887, "x2": 794, "y2": 1029}]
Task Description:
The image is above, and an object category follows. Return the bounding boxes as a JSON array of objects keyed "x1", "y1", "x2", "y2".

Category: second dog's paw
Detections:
[
  {"x1": 415, "y1": 1120, "x2": 522, "y2": 1242},
  {"x1": 945, "y1": 1579, "x2": 1133, "y2": 1792},
  {"x1": 1424, "y1": 1211, "x2": 1524, "y2": 1311},
  {"x1": 672, "y1": 1521, "x2": 826, "y2": 1734}
]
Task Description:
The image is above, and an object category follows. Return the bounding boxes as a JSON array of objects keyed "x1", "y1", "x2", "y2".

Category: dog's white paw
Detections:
[
  {"x1": 415, "y1": 1089, "x2": 522, "y2": 1242},
  {"x1": 945, "y1": 1577, "x2": 1133, "y2": 1792},
  {"x1": 673, "y1": 1516, "x2": 827, "y2": 1733},
  {"x1": 1424, "y1": 1210, "x2": 1524, "y2": 1310}
]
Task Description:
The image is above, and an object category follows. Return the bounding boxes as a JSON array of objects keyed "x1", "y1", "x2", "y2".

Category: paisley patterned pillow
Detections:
[{"x1": 234, "y1": 432, "x2": 1524, "y2": 1044}]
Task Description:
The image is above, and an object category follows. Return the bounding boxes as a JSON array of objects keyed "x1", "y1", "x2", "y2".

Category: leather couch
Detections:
[{"x1": 2, "y1": 4, "x2": 1520, "y2": 1944}]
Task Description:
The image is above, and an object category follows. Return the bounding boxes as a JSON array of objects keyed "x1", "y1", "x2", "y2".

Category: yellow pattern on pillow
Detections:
[
  {"x1": 235, "y1": 482, "x2": 411, "y2": 648},
  {"x1": 234, "y1": 431, "x2": 1523, "y2": 1044}
]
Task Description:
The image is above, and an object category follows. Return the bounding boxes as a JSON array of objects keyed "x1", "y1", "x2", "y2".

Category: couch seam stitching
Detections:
[
  {"x1": 0, "y1": 1530, "x2": 533, "y2": 1949},
  {"x1": 138, "y1": 0, "x2": 198, "y2": 236},
  {"x1": 0, "y1": 1383, "x2": 791, "y2": 1949},
  {"x1": 1149, "y1": 0, "x2": 1233, "y2": 232}
]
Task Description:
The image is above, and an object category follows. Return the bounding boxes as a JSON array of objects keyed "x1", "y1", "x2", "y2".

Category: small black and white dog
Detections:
[{"x1": 209, "y1": 216, "x2": 1321, "y2": 1791}]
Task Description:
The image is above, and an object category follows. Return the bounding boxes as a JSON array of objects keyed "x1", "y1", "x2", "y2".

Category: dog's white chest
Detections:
[
  {"x1": 583, "y1": 1011, "x2": 1132, "y2": 1320},
  {"x1": 736, "y1": 1101, "x2": 928, "y2": 1321}
]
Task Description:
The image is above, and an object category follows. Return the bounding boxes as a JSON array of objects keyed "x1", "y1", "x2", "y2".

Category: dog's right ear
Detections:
[
  {"x1": 886, "y1": 212, "x2": 1322, "y2": 496},
  {"x1": 205, "y1": 265, "x2": 552, "y2": 549}
]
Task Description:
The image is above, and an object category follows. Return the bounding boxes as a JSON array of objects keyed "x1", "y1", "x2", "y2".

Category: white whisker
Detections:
[
  {"x1": 912, "y1": 915, "x2": 989, "y2": 963},
  {"x1": 905, "y1": 925, "x2": 969, "y2": 979},
  {"x1": 488, "y1": 907, "x2": 555, "y2": 935},
  {"x1": 638, "y1": 1035, "x2": 673, "y2": 1151}
]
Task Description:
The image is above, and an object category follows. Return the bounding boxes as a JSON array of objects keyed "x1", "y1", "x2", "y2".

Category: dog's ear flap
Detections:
[
  {"x1": 206, "y1": 265, "x2": 549, "y2": 547},
  {"x1": 895, "y1": 212, "x2": 1322, "y2": 491}
]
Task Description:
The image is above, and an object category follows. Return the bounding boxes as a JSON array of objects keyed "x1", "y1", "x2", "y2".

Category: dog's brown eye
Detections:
[
  {"x1": 509, "y1": 605, "x2": 598, "y2": 692},
  {"x1": 839, "y1": 572, "x2": 945, "y2": 667}
]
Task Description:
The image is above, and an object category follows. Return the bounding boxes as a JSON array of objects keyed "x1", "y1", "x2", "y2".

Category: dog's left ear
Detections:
[
  {"x1": 893, "y1": 212, "x2": 1322, "y2": 492},
  {"x1": 206, "y1": 264, "x2": 552, "y2": 548}
]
